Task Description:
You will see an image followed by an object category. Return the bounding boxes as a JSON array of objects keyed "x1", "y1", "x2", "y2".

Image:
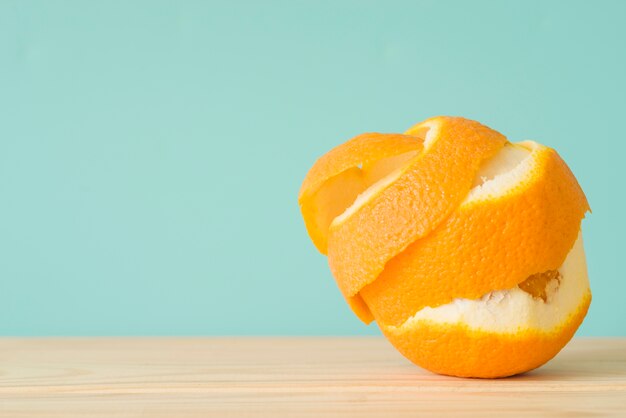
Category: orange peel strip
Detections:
[{"x1": 327, "y1": 117, "x2": 507, "y2": 300}]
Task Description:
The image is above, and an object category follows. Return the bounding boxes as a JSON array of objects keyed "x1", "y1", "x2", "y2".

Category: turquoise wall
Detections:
[{"x1": 1, "y1": 0, "x2": 624, "y2": 335}]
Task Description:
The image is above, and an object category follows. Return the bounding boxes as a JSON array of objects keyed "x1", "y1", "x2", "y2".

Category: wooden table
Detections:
[{"x1": 1, "y1": 338, "x2": 625, "y2": 417}]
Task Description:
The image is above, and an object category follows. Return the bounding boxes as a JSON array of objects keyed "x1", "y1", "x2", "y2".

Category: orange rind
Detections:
[
  {"x1": 298, "y1": 116, "x2": 591, "y2": 378},
  {"x1": 327, "y1": 117, "x2": 506, "y2": 300},
  {"x1": 299, "y1": 132, "x2": 422, "y2": 254}
]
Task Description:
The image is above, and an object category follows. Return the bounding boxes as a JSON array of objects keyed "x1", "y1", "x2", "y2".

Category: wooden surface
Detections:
[{"x1": 0, "y1": 338, "x2": 625, "y2": 417}]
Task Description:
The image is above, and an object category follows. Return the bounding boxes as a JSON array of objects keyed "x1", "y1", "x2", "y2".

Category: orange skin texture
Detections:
[
  {"x1": 360, "y1": 145, "x2": 590, "y2": 326},
  {"x1": 381, "y1": 292, "x2": 591, "y2": 378},
  {"x1": 328, "y1": 117, "x2": 507, "y2": 300},
  {"x1": 299, "y1": 133, "x2": 422, "y2": 254}
]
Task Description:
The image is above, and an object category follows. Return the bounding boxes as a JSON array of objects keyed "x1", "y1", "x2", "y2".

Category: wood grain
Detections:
[{"x1": 0, "y1": 338, "x2": 624, "y2": 417}]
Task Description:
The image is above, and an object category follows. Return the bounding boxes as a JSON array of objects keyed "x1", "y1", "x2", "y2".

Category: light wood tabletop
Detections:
[{"x1": 0, "y1": 337, "x2": 624, "y2": 417}]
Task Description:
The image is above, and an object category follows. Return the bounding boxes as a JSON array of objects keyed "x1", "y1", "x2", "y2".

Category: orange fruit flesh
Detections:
[{"x1": 519, "y1": 270, "x2": 562, "y2": 302}]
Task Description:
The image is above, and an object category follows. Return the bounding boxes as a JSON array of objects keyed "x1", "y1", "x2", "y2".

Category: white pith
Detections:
[
  {"x1": 465, "y1": 141, "x2": 535, "y2": 204},
  {"x1": 388, "y1": 232, "x2": 589, "y2": 333}
]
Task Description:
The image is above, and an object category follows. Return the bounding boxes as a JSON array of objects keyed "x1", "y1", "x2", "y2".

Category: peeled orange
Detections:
[{"x1": 299, "y1": 116, "x2": 590, "y2": 378}]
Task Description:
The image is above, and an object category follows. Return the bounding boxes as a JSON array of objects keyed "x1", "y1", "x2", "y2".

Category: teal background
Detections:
[{"x1": 1, "y1": 0, "x2": 624, "y2": 336}]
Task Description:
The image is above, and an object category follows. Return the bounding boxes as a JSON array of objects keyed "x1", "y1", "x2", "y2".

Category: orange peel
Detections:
[
  {"x1": 298, "y1": 116, "x2": 591, "y2": 378},
  {"x1": 328, "y1": 117, "x2": 507, "y2": 300},
  {"x1": 299, "y1": 132, "x2": 422, "y2": 254}
]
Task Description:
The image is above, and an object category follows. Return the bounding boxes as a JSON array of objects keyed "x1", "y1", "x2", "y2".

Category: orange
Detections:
[{"x1": 298, "y1": 116, "x2": 591, "y2": 378}]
